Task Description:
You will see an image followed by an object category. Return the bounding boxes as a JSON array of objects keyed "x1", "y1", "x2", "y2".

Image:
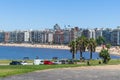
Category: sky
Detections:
[{"x1": 0, "y1": 0, "x2": 120, "y2": 31}]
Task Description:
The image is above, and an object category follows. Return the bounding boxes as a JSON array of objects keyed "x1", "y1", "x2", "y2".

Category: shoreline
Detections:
[
  {"x1": 0, "y1": 43, "x2": 70, "y2": 50},
  {"x1": 0, "y1": 43, "x2": 120, "y2": 56}
]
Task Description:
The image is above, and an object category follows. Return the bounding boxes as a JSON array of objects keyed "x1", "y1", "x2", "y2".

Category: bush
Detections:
[{"x1": 99, "y1": 49, "x2": 111, "y2": 64}]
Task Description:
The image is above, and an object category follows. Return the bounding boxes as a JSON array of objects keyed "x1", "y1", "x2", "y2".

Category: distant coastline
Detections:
[
  {"x1": 0, "y1": 43, "x2": 70, "y2": 50},
  {"x1": 0, "y1": 43, "x2": 120, "y2": 56}
]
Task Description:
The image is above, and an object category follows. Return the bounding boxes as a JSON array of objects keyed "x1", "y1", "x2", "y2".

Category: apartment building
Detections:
[
  {"x1": 54, "y1": 30, "x2": 64, "y2": 44},
  {"x1": 0, "y1": 31, "x2": 5, "y2": 42},
  {"x1": 4, "y1": 32, "x2": 10, "y2": 43},
  {"x1": 24, "y1": 31, "x2": 30, "y2": 43},
  {"x1": 111, "y1": 27, "x2": 120, "y2": 45}
]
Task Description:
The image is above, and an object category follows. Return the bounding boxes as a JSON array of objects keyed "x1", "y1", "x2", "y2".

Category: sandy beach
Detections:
[
  {"x1": 0, "y1": 43, "x2": 120, "y2": 56},
  {"x1": 95, "y1": 46, "x2": 120, "y2": 56},
  {"x1": 0, "y1": 43, "x2": 70, "y2": 50}
]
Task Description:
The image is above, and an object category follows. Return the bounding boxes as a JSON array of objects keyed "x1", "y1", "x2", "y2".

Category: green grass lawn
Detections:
[
  {"x1": 0, "y1": 59, "x2": 120, "y2": 77},
  {"x1": 0, "y1": 60, "x2": 12, "y2": 64},
  {"x1": 0, "y1": 64, "x2": 86, "y2": 77}
]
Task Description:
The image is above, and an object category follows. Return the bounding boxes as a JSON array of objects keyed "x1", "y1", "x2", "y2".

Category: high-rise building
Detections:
[
  {"x1": 82, "y1": 29, "x2": 95, "y2": 39},
  {"x1": 16, "y1": 31, "x2": 24, "y2": 43},
  {"x1": 102, "y1": 28, "x2": 112, "y2": 44},
  {"x1": 24, "y1": 31, "x2": 30, "y2": 43},
  {"x1": 63, "y1": 29, "x2": 70, "y2": 44},
  {"x1": 95, "y1": 28, "x2": 103, "y2": 39},
  {"x1": 54, "y1": 30, "x2": 64, "y2": 44},
  {"x1": 9, "y1": 31, "x2": 17, "y2": 43},
  {"x1": 4, "y1": 32, "x2": 10, "y2": 43},
  {"x1": 0, "y1": 31, "x2": 5, "y2": 42},
  {"x1": 54, "y1": 24, "x2": 61, "y2": 31},
  {"x1": 46, "y1": 32, "x2": 53, "y2": 44},
  {"x1": 30, "y1": 30, "x2": 43, "y2": 43},
  {"x1": 70, "y1": 27, "x2": 79, "y2": 41},
  {"x1": 111, "y1": 27, "x2": 120, "y2": 45}
]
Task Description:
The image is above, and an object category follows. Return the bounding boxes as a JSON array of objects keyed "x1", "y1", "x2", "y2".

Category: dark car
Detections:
[
  {"x1": 10, "y1": 61, "x2": 22, "y2": 65},
  {"x1": 60, "y1": 59, "x2": 69, "y2": 64}
]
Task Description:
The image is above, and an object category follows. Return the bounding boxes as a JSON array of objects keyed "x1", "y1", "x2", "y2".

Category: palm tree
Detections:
[
  {"x1": 87, "y1": 38, "x2": 97, "y2": 59},
  {"x1": 68, "y1": 40, "x2": 76, "y2": 60},
  {"x1": 76, "y1": 36, "x2": 88, "y2": 60}
]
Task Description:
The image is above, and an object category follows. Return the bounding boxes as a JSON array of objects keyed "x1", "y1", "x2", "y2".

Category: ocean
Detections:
[{"x1": 0, "y1": 46, "x2": 120, "y2": 60}]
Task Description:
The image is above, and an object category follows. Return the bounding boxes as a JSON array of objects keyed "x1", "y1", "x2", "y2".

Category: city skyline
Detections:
[
  {"x1": 0, "y1": 26, "x2": 120, "y2": 46},
  {"x1": 0, "y1": 0, "x2": 120, "y2": 31}
]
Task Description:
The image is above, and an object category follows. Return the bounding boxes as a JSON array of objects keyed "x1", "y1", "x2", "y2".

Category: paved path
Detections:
[{"x1": 1, "y1": 65, "x2": 120, "y2": 80}]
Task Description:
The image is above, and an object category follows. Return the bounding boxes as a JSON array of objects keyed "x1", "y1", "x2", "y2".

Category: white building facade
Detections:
[{"x1": 24, "y1": 31, "x2": 30, "y2": 43}]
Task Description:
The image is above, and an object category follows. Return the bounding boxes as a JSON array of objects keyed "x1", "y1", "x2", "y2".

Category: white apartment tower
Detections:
[{"x1": 24, "y1": 31, "x2": 30, "y2": 42}]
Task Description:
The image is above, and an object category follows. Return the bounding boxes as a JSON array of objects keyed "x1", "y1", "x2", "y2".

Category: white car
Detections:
[
  {"x1": 21, "y1": 61, "x2": 28, "y2": 65},
  {"x1": 53, "y1": 60, "x2": 62, "y2": 64},
  {"x1": 33, "y1": 59, "x2": 44, "y2": 65}
]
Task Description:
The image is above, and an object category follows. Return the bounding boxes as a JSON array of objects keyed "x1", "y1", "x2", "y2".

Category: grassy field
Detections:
[{"x1": 0, "y1": 59, "x2": 120, "y2": 77}]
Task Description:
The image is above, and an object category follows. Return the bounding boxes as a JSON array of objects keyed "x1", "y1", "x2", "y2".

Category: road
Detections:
[{"x1": 1, "y1": 65, "x2": 120, "y2": 80}]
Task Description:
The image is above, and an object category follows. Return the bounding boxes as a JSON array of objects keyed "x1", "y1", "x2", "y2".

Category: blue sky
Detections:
[{"x1": 0, "y1": 0, "x2": 120, "y2": 31}]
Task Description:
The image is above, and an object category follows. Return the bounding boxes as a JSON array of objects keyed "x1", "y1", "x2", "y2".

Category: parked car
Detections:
[
  {"x1": 53, "y1": 60, "x2": 62, "y2": 64},
  {"x1": 44, "y1": 60, "x2": 53, "y2": 65},
  {"x1": 10, "y1": 61, "x2": 22, "y2": 65},
  {"x1": 60, "y1": 59, "x2": 69, "y2": 64},
  {"x1": 33, "y1": 59, "x2": 44, "y2": 65},
  {"x1": 21, "y1": 61, "x2": 28, "y2": 65}
]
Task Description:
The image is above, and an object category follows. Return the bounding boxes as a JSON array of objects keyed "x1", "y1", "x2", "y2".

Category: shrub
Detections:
[{"x1": 99, "y1": 49, "x2": 111, "y2": 64}]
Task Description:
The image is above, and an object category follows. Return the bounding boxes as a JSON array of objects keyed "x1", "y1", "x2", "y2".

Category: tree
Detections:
[
  {"x1": 76, "y1": 36, "x2": 88, "y2": 60},
  {"x1": 96, "y1": 36, "x2": 105, "y2": 46},
  {"x1": 99, "y1": 49, "x2": 111, "y2": 64},
  {"x1": 68, "y1": 41, "x2": 76, "y2": 60},
  {"x1": 87, "y1": 38, "x2": 97, "y2": 59},
  {"x1": 106, "y1": 43, "x2": 111, "y2": 50}
]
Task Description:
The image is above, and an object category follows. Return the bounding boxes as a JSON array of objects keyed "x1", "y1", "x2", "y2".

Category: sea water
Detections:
[{"x1": 0, "y1": 46, "x2": 120, "y2": 60}]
